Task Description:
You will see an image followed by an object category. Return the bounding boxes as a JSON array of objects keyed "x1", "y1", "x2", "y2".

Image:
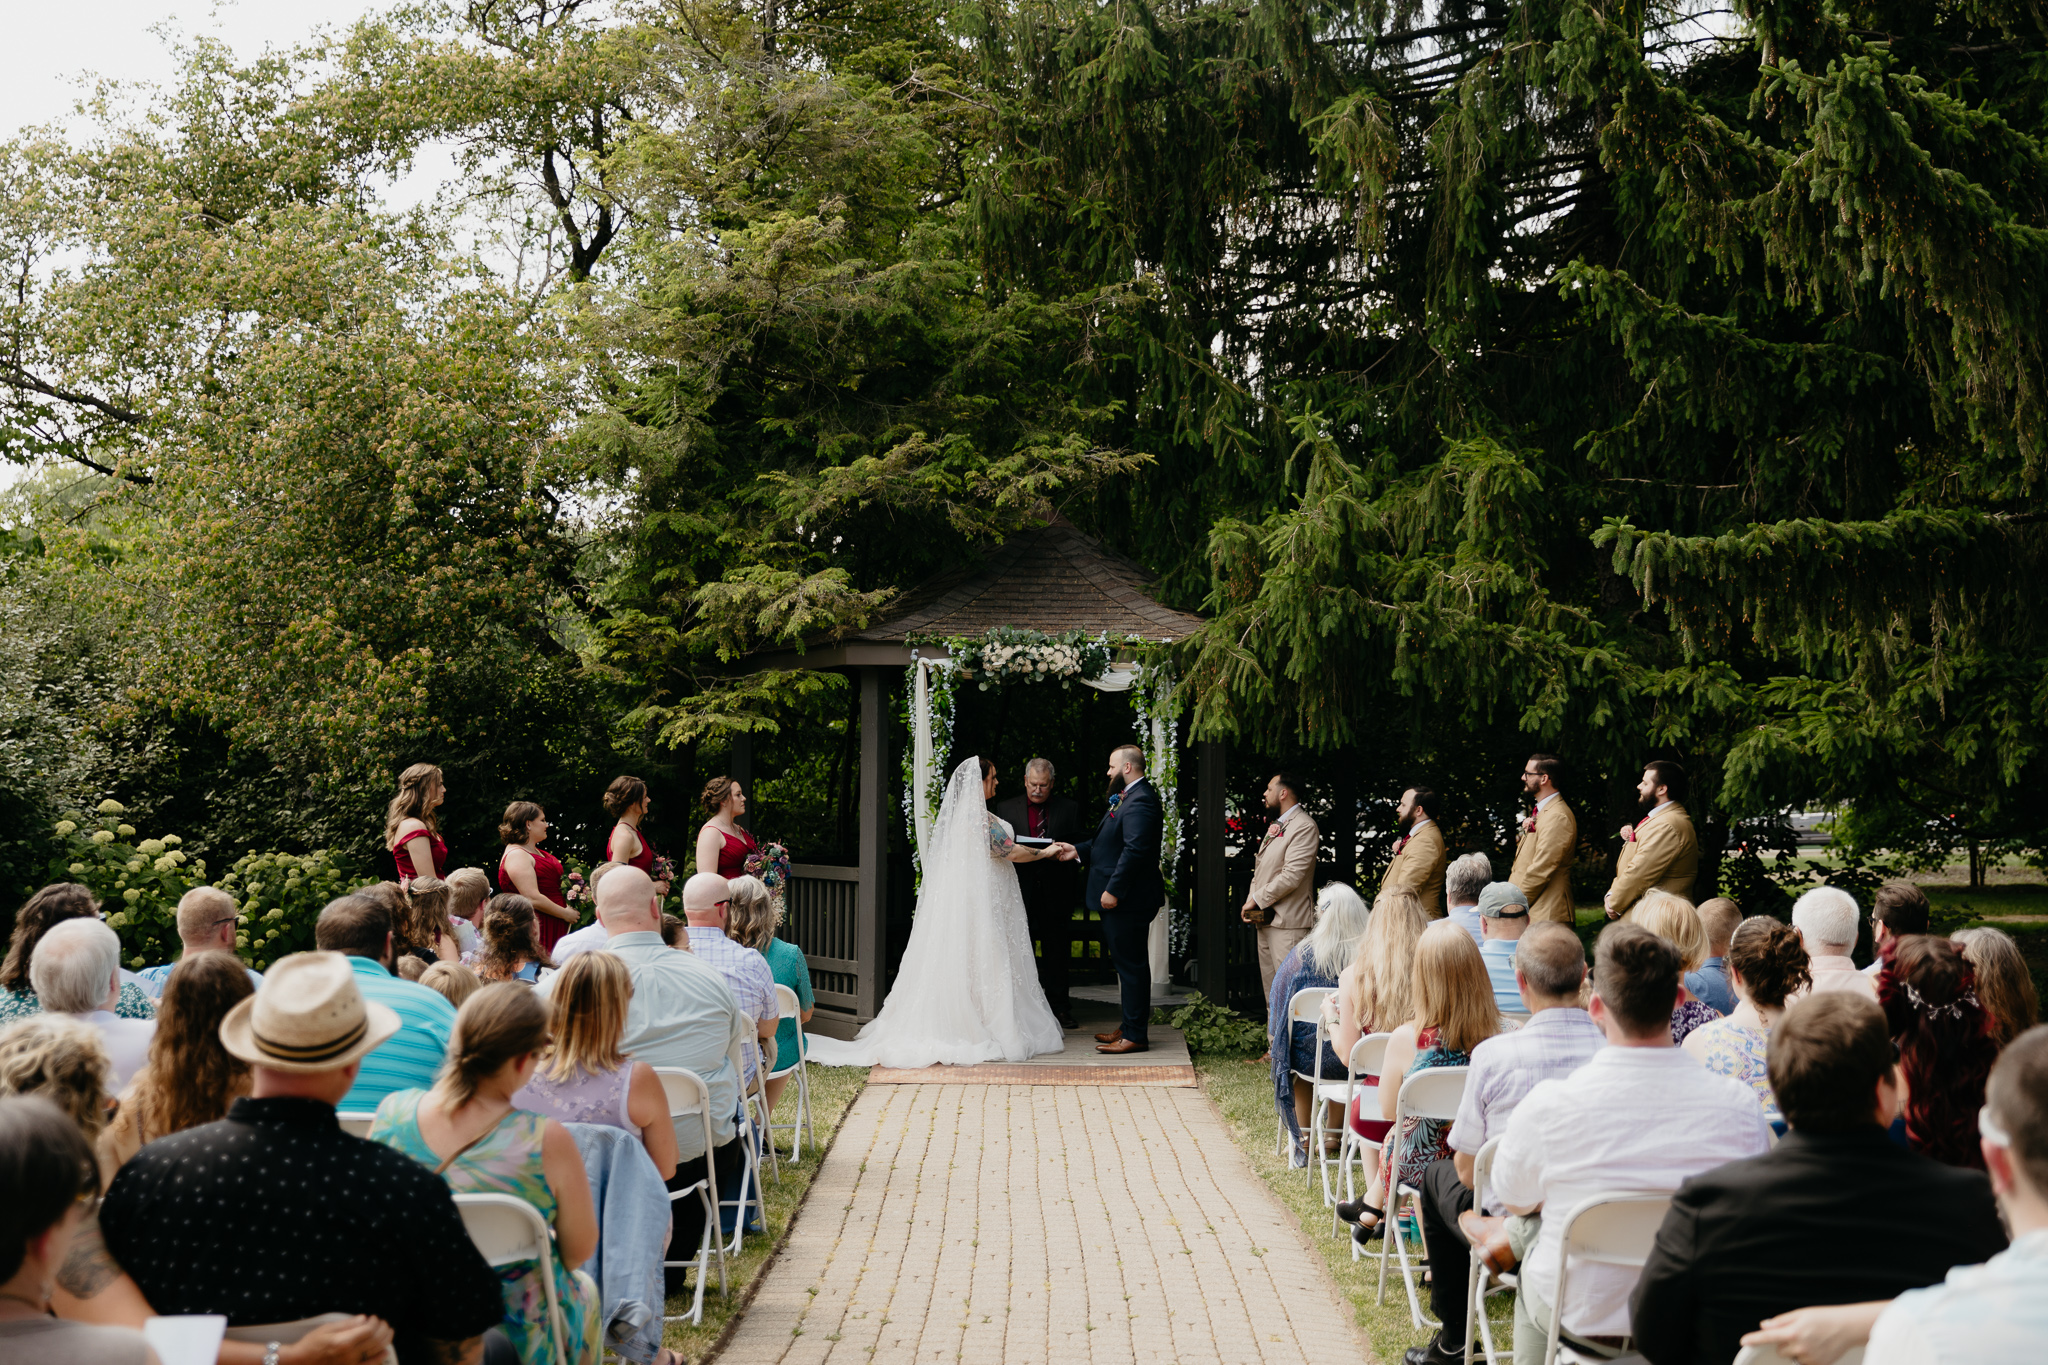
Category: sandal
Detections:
[
  {"x1": 1335, "y1": 1198, "x2": 1382, "y2": 1226},
  {"x1": 1351, "y1": 1216, "x2": 1386, "y2": 1245}
]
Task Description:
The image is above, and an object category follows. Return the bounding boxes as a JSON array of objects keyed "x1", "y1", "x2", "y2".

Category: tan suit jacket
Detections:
[
  {"x1": 1250, "y1": 809, "x2": 1321, "y2": 931},
  {"x1": 1510, "y1": 796, "x2": 1578, "y2": 924},
  {"x1": 1607, "y1": 802, "x2": 1699, "y2": 913},
  {"x1": 1381, "y1": 819, "x2": 1447, "y2": 917}
]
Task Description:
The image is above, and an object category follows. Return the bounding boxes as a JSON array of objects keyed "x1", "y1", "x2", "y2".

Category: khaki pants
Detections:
[{"x1": 1258, "y1": 924, "x2": 1310, "y2": 1003}]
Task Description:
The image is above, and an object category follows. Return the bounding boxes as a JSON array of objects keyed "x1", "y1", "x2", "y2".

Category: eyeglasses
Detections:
[{"x1": 1979, "y1": 1105, "x2": 2013, "y2": 1149}]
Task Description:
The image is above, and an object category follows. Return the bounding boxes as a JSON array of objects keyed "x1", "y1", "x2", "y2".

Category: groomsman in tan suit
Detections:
[
  {"x1": 1381, "y1": 786, "x2": 1447, "y2": 917},
  {"x1": 1244, "y1": 772, "x2": 1321, "y2": 1002},
  {"x1": 1509, "y1": 754, "x2": 1578, "y2": 924},
  {"x1": 1604, "y1": 758, "x2": 1700, "y2": 918}
]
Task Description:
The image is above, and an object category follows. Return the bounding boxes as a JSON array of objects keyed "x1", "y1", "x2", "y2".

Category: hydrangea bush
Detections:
[{"x1": 46, "y1": 802, "x2": 360, "y2": 971}]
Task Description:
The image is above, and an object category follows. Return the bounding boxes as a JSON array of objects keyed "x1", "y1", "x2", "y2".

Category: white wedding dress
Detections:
[{"x1": 805, "y1": 758, "x2": 1066, "y2": 1068}]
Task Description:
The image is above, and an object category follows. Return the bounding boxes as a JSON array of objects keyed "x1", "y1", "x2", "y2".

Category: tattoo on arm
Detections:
[
  {"x1": 57, "y1": 1213, "x2": 123, "y2": 1299},
  {"x1": 422, "y1": 1337, "x2": 484, "y2": 1365}
]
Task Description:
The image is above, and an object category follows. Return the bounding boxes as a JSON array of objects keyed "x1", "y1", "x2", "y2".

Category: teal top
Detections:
[
  {"x1": 763, "y1": 936, "x2": 814, "y2": 1068},
  {"x1": 339, "y1": 955, "x2": 456, "y2": 1114}
]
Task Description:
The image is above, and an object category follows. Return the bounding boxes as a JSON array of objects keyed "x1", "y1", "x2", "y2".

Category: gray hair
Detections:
[
  {"x1": 1025, "y1": 757, "x2": 1055, "y2": 778},
  {"x1": 28, "y1": 918, "x2": 121, "y2": 1015},
  {"x1": 1445, "y1": 853, "x2": 1493, "y2": 909},
  {"x1": 1791, "y1": 886, "x2": 1860, "y2": 953},
  {"x1": 1303, "y1": 883, "x2": 1372, "y2": 976}
]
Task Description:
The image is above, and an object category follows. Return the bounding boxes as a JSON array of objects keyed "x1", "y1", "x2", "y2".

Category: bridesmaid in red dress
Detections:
[
  {"x1": 386, "y1": 762, "x2": 448, "y2": 881},
  {"x1": 694, "y1": 775, "x2": 758, "y2": 880},
  {"x1": 498, "y1": 801, "x2": 575, "y2": 954},
  {"x1": 604, "y1": 776, "x2": 670, "y2": 895}
]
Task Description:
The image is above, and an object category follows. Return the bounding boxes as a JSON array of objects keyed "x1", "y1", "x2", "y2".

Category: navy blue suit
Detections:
[{"x1": 1074, "y1": 778, "x2": 1165, "y2": 1043}]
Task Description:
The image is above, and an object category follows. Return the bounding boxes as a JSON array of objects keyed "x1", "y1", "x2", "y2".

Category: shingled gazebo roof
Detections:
[{"x1": 754, "y1": 516, "x2": 1205, "y2": 668}]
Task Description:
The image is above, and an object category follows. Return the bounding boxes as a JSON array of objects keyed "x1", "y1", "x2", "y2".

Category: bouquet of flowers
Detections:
[
  {"x1": 743, "y1": 842, "x2": 793, "y2": 911},
  {"x1": 650, "y1": 855, "x2": 676, "y2": 891},
  {"x1": 563, "y1": 870, "x2": 589, "y2": 905}
]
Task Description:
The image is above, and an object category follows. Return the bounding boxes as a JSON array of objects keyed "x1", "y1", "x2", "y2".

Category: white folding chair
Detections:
[
  {"x1": 1733, "y1": 1348, "x2": 1863, "y2": 1365},
  {"x1": 1463, "y1": 1136, "x2": 1517, "y2": 1365},
  {"x1": 765, "y1": 982, "x2": 814, "y2": 1161},
  {"x1": 1541, "y1": 1191, "x2": 1673, "y2": 1365},
  {"x1": 1277, "y1": 988, "x2": 1336, "y2": 1184},
  {"x1": 1327, "y1": 1032, "x2": 1394, "y2": 1233},
  {"x1": 740, "y1": 1023, "x2": 780, "y2": 1185},
  {"x1": 453, "y1": 1193, "x2": 567, "y2": 1365},
  {"x1": 1375, "y1": 1066, "x2": 1472, "y2": 1330},
  {"x1": 653, "y1": 1066, "x2": 729, "y2": 1325},
  {"x1": 335, "y1": 1112, "x2": 376, "y2": 1138},
  {"x1": 1497, "y1": 1011, "x2": 1530, "y2": 1033},
  {"x1": 723, "y1": 1031, "x2": 769, "y2": 1252}
]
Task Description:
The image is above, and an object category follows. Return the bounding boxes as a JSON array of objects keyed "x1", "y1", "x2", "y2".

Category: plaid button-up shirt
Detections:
[{"x1": 1448, "y1": 1005, "x2": 1605, "y2": 1173}]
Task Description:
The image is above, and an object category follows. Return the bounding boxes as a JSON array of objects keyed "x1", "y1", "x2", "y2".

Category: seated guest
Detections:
[
  {"x1": 0, "y1": 884, "x2": 154, "y2": 1025},
  {"x1": 1861, "y1": 1023, "x2": 2048, "y2": 1361},
  {"x1": 1268, "y1": 884, "x2": 1372, "y2": 1163},
  {"x1": 29, "y1": 920, "x2": 155, "y2": 1090},
  {"x1": 396, "y1": 955, "x2": 428, "y2": 981},
  {"x1": 1686, "y1": 898, "x2": 1741, "y2": 1016},
  {"x1": 0, "y1": 1096, "x2": 150, "y2": 1364},
  {"x1": 476, "y1": 893, "x2": 554, "y2": 984},
  {"x1": 313, "y1": 893, "x2": 458, "y2": 1113},
  {"x1": 1791, "y1": 886, "x2": 1877, "y2": 1000},
  {"x1": 1633, "y1": 992, "x2": 2007, "y2": 1365},
  {"x1": 1491, "y1": 922, "x2": 1771, "y2": 1362},
  {"x1": 515, "y1": 951, "x2": 679, "y2": 1180},
  {"x1": 1475, "y1": 882, "x2": 1531, "y2": 1012},
  {"x1": 1683, "y1": 917, "x2": 1810, "y2": 1132},
  {"x1": 1330, "y1": 887, "x2": 1428, "y2": 1172},
  {"x1": 680, "y1": 873, "x2": 779, "y2": 1083},
  {"x1": 1880, "y1": 934, "x2": 1999, "y2": 1169},
  {"x1": 583, "y1": 866, "x2": 748, "y2": 1263},
  {"x1": 98, "y1": 953, "x2": 254, "y2": 1173},
  {"x1": 1443, "y1": 853, "x2": 1493, "y2": 948},
  {"x1": 1401, "y1": 923, "x2": 1603, "y2": 1365},
  {"x1": 725, "y1": 875, "x2": 815, "y2": 1116},
  {"x1": 372, "y1": 984, "x2": 601, "y2": 1365},
  {"x1": 136, "y1": 886, "x2": 261, "y2": 997},
  {"x1": 398, "y1": 877, "x2": 463, "y2": 968},
  {"x1": 548, "y1": 863, "x2": 622, "y2": 965},
  {"x1": 661, "y1": 913, "x2": 689, "y2": 949},
  {"x1": 0, "y1": 1017, "x2": 113, "y2": 1163},
  {"x1": 1345, "y1": 920, "x2": 1499, "y2": 1242},
  {"x1": 446, "y1": 867, "x2": 491, "y2": 957},
  {"x1": 419, "y1": 960, "x2": 483, "y2": 1010},
  {"x1": 97, "y1": 953, "x2": 503, "y2": 1364},
  {"x1": 1629, "y1": 890, "x2": 1721, "y2": 1042},
  {"x1": 1864, "y1": 880, "x2": 1930, "y2": 979},
  {"x1": 1950, "y1": 926, "x2": 2039, "y2": 1046}
]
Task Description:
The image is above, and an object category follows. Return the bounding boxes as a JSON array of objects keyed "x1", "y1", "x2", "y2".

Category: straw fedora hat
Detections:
[{"x1": 219, "y1": 951, "x2": 402, "y2": 1072}]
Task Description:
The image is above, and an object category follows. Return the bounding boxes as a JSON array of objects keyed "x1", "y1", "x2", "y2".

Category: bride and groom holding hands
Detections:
[{"x1": 805, "y1": 745, "x2": 1164, "y2": 1069}]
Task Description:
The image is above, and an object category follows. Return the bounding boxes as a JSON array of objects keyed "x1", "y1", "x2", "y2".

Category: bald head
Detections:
[
  {"x1": 683, "y1": 872, "x2": 731, "y2": 927},
  {"x1": 596, "y1": 865, "x2": 661, "y2": 937}
]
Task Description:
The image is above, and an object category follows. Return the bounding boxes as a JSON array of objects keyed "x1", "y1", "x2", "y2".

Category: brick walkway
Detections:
[{"x1": 719, "y1": 1083, "x2": 1368, "y2": 1364}]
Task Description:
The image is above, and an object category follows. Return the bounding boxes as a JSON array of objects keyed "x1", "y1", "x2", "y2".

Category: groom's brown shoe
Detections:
[
  {"x1": 1097, "y1": 1038, "x2": 1149, "y2": 1054},
  {"x1": 1094, "y1": 1028, "x2": 1123, "y2": 1044}
]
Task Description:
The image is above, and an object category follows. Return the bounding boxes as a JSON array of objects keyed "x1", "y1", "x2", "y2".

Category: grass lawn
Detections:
[
  {"x1": 1198, "y1": 1053, "x2": 1512, "y2": 1362},
  {"x1": 660, "y1": 1061, "x2": 870, "y2": 1361}
]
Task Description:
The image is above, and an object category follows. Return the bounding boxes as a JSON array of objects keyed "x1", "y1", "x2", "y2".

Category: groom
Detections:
[{"x1": 1063, "y1": 744, "x2": 1164, "y2": 1054}]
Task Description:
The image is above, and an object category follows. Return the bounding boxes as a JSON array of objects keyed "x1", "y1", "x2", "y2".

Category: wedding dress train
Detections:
[{"x1": 805, "y1": 757, "x2": 1065, "y2": 1068}]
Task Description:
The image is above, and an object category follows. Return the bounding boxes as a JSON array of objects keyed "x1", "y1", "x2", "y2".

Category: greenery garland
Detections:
[
  {"x1": 899, "y1": 652, "x2": 958, "y2": 882},
  {"x1": 942, "y1": 627, "x2": 1116, "y2": 690},
  {"x1": 1131, "y1": 664, "x2": 1188, "y2": 948}
]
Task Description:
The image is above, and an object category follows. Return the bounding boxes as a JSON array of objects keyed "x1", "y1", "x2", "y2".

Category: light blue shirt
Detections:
[
  {"x1": 339, "y1": 955, "x2": 456, "y2": 1115},
  {"x1": 1479, "y1": 937, "x2": 1522, "y2": 1012},
  {"x1": 1867, "y1": 1228, "x2": 2048, "y2": 1363},
  {"x1": 1445, "y1": 903, "x2": 1485, "y2": 947},
  {"x1": 606, "y1": 931, "x2": 749, "y2": 1156},
  {"x1": 1685, "y1": 956, "x2": 1735, "y2": 1016},
  {"x1": 136, "y1": 959, "x2": 264, "y2": 999}
]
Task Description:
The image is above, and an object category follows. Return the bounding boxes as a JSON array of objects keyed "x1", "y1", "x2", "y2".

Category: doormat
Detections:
[{"x1": 868, "y1": 1063, "x2": 1197, "y2": 1087}]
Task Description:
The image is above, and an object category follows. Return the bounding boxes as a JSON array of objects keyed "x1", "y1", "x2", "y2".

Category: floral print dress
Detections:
[
  {"x1": 371, "y1": 1092, "x2": 601, "y2": 1365},
  {"x1": 1393, "y1": 1025, "x2": 1472, "y2": 1189}
]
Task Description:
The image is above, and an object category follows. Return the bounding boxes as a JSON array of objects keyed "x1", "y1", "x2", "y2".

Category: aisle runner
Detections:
[
  {"x1": 717, "y1": 1083, "x2": 1365, "y2": 1365},
  {"x1": 868, "y1": 1062, "x2": 1196, "y2": 1086}
]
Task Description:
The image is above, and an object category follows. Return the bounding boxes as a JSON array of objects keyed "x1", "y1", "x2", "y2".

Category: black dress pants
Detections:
[
  {"x1": 1028, "y1": 901, "x2": 1073, "y2": 1015},
  {"x1": 664, "y1": 1133, "x2": 746, "y2": 1291},
  {"x1": 1419, "y1": 1157, "x2": 1477, "y2": 1347}
]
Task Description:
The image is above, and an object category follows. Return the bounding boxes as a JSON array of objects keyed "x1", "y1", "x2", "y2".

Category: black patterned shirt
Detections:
[{"x1": 99, "y1": 1097, "x2": 503, "y2": 1359}]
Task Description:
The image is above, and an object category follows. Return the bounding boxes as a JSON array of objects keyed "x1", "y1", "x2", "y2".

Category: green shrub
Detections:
[
  {"x1": 1156, "y1": 992, "x2": 1269, "y2": 1056},
  {"x1": 45, "y1": 803, "x2": 361, "y2": 971}
]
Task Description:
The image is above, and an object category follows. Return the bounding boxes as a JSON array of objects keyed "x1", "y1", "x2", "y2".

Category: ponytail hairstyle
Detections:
[
  {"x1": 1879, "y1": 935, "x2": 1999, "y2": 1169},
  {"x1": 1726, "y1": 917, "x2": 1811, "y2": 1010},
  {"x1": 384, "y1": 763, "x2": 443, "y2": 844},
  {"x1": 436, "y1": 984, "x2": 550, "y2": 1109},
  {"x1": 604, "y1": 776, "x2": 649, "y2": 819},
  {"x1": 476, "y1": 894, "x2": 553, "y2": 982}
]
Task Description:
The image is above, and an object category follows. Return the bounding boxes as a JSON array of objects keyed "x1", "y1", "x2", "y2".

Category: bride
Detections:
[{"x1": 806, "y1": 757, "x2": 1070, "y2": 1068}]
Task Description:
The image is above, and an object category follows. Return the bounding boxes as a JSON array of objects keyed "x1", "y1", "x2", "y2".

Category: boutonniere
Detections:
[
  {"x1": 1391, "y1": 835, "x2": 1409, "y2": 857},
  {"x1": 1107, "y1": 791, "x2": 1124, "y2": 814},
  {"x1": 1522, "y1": 810, "x2": 1538, "y2": 834},
  {"x1": 1623, "y1": 825, "x2": 1638, "y2": 843},
  {"x1": 1262, "y1": 823, "x2": 1286, "y2": 845}
]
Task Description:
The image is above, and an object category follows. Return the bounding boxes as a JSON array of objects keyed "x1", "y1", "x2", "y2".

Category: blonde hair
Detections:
[
  {"x1": 405, "y1": 878, "x2": 457, "y2": 948},
  {"x1": 418, "y1": 961, "x2": 482, "y2": 1010},
  {"x1": 1351, "y1": 887, "x2": 1428, "y2": 1034},
  {"x1": 1629, "y1": 889, "x2": 1708, "y2": 974},
  {"x1": 396, "y1": 955, "x2": 427, "y2": 981},
  {"x1": 541, "y1": 952, "x2": 633, "y2": 1081},
  {"x1": 437, "y1": 984, "x2": 550, "y2": 1109},
  {"x1": 0, "y1": 1016, "x2": 111, "y2": 1139},
  {"x1": 384, "y1": 762, "x2": 443, "y2": 844},
  {"x1": 1409, "y1": 920, "x2": 1500, "y2": 1055},
  {"x1": 174, "y1": 886, "x2": 238, "y2": 945},
  {"x1": 1952, "y1": 927, "x2": 2041, "y2": 1046},
  {"x1": 446, "y1": 868, "x2": 491, "y2": 919},
  {"x1": 726, "y1": 875, "x2": 779, "y2": 952}
]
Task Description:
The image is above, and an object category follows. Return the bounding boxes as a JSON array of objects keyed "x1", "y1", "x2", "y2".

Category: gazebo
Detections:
[{"x1": 740, "y1": 516, "x2": 1232, "y2": 1038}]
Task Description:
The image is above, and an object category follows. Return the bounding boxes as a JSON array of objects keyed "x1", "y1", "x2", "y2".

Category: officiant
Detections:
[{"x1": 996, "y1": 756, "x2": 1085, "y2": 1029}]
